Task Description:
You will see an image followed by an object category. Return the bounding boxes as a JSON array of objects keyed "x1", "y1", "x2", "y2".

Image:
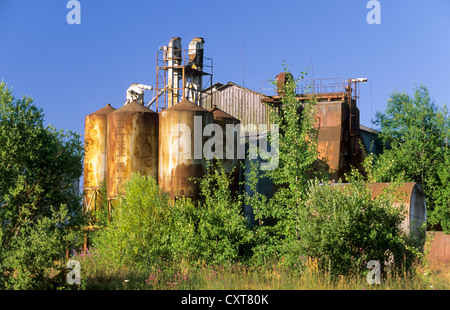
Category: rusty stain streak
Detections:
[
  {"x1": 107, "y1": 101, "x2": 158, "y2": 202},
  {"x1": 83, "y1": 104, "x2": 116, "y2": 212},
  {"x1": 158, "y1": 98, "x2": 212, "y2": 198}
]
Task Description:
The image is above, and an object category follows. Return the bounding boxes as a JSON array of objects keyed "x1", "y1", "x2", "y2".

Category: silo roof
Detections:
[
  {"x1": 89, "y1": 103, "x2": 116, "y2": 115},
  {"x1": 208, "y1": 105, "x2": 238, "y2": 120},
  {"x1": 114, "y1": 101, "x2": 156, "y2": 113},
  {"x1": 165, "y1": 98, "x2": 210, "y2": 112}
]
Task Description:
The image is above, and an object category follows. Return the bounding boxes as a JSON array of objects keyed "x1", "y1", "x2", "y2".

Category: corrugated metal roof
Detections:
[
  {"x1": 360, "y1": 124, "x2": 380, "y2": 135},
  {"x1": 206, "y1": 81, "x2": 269, "y2": 97}
]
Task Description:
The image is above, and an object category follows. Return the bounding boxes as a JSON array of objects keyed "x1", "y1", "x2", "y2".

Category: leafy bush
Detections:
[
  {"x1": 193, "y1": 161, "x2": 252, "y2": 264},
  {"x1": 92, "y1": 174, "x2": 174, "y2": 268},
  {"x1": 298, "y1": 175, "x2": 421, "y2": 279},
  {"x1": 0, "y1": 205, "x2": 81, "y2": 289},
  {"x1": 92, "y1": 164, "x2": 251, "y2": 268},
  {"x1": 431, "y1": 149, "x2": 450, "y2": 233}
]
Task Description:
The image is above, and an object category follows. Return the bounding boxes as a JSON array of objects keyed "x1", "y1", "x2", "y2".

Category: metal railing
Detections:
[
  {"x1": 155, "y1": 48, "x2": 213, "y2": 110},
  {"x1": 261, "y1": 77, "x2": 362, "y2": 102}
]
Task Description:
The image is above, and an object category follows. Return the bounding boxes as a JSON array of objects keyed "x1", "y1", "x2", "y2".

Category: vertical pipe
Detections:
[
  {"x1": 241, "y1": 25, "x2": 245, "y2": 88},
  {"x1": 167, "y1": 37, "x2": 182, "y2": 108},
  {"x1": 156, "y1": 49, "x2": 159, "y2": 112},
  {"x1": 188, "y1": 37, "x2": 205, "y2": 105}
]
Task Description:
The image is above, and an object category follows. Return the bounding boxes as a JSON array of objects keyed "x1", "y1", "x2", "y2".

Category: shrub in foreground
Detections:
[
  {"x1": 92, "y1": 167, "x2": 250, "y2": 268},
  {"x1": 298, "y1": 176, "x2": 423, "y2": 279}
]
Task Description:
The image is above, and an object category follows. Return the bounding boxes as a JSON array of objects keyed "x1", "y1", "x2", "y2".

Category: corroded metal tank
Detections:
[
  {"x1": 208, "y1": 105, "x2": 241, "y2": 193},
  {"x1": 106, "y1": 101, "x2": 158, "y2": 206},
  {"x1": 332, "y1": 182, "x2": 427, "y2": 240},
  {"x1": 158, "y1": 98, "x2": 213, "y2": 198},
  {"x1": 83, "y1": 103, "x2": 116, "y2": 213},
  {"x1": 368, "y1": 182, "x2": 427, "y2": 239},
  {"x1": 314, "y1": 100, "x2": 364, "y2": 181}
]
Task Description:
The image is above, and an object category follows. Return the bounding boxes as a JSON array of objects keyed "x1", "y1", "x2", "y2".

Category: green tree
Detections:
[
  {"x1": 195, "y1": 160, "x2": 251, "y2": 264},
  {"x1": 0, "y1": 81, "x2": 84, "y2": 289},
  {"x1": 431, "y1": 143, "x2": 450, "y2": 232},
  {"x1": 372, "y1": 85, "x2": 449, "y2": 232},
  {"x1": 248, "y1": 64, "x2": 325, "y2": 264}
]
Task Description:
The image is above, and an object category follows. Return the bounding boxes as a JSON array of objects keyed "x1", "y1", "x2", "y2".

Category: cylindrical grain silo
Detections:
[
  {"x1": 368, "y1": 182, "x2": 427, "y2": 239},
  {"x1": 158, "y1": 98, "x2": 213, "y2": 198},
  {"x1": 107, "y1": 101, "x2": 159, "y2": 209},
  {"x1": 83, "y1": 103, "x2": 116, "y2": 215},
  {"x1": 208, "y1": 105, "x2": 241, "y2": 193}
]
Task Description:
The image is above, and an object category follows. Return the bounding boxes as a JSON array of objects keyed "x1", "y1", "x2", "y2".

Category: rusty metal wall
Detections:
[
  {"x1": 106, "y1": 101, "x2": 159, "y2": 204},
  {"x1": 314, "y1": 100, "x2": 365, "y2": 181},
  {"x1": 83, "y1": 104, "x2": 116, "y2": 213},
  {"x1": 201, "y1": 82, "x2": 271, "y2": 130},
  {"x1": 428, "y1": 231, "x2": 450, "y2": 265},
  {"x1": 314, "y1": 101, "x2": 349, "y2": 181},
  {"x1": 158, "y1": 98, "x2": 213, "y2": 198}
]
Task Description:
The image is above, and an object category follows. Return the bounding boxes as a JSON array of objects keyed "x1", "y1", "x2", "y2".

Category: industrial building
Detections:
[{"x1": 82, "y1": 37, "x2": 427, "y2": 242}]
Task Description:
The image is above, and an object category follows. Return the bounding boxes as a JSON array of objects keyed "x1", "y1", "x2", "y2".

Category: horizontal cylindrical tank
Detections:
[
  {"x1": 368, "y1": 182, "x2": 427, "y2": 239},
  {"x1": 107, "y1": 101, "x2": 159, "y2": 204},
  {"x1": 158, "y1": 98, "x2": 213, "y2": 198},
  {"x1": 330, "y1": 182, "x2": 427, "y2": 239},
  {"x1": 83, "y1": 103, "x2": 116, "y2": 213}
]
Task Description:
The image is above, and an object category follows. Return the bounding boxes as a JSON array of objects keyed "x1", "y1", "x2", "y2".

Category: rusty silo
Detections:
[
  {"x1": 106, "y1": 101, "x2": 159, "y2": 210},
  {"x1": 158, "y1": 98, "x2": 213, "y2": 198},
  {"x1": 208, "y1": 105, "x2": 241, "y2": 193},
  {"x1": 83, "y1": 103, "x2": 116, "y2": 215}
]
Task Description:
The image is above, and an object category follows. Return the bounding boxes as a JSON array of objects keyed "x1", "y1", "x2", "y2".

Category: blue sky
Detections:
[{"x1": 1, "y1": 0, "x2": 449, "y2": 137}]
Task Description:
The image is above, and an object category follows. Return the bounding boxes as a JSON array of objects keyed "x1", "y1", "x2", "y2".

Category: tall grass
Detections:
[{"x1": 72, "y1": 247, "x2": 447, "y2": 290}]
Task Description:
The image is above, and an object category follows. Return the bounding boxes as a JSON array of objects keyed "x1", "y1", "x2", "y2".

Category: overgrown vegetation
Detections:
[
  {"x1": 1, "y1": 66, "x2": 448, "y2": 290},
  {"x1": 370, "y1": 85, "x2": 450, "y2": 232},
  {"x1": 88, "y1": 65, "x2": 428, "y2": 285},
  {"x1": 92, "y1": 163, "x2": 251, "y2": 268},
  {"x1": 245, "y1": 66, "x2": 324, "y2": 266},
  {"x1": 0, "y1": 81, "x2": 84, "y2": 289},
  {"x1": 74, "y1": 246, "x2": 449, "y2": 290},
  {"x1": 300, "y1": 176, "x2": 422, "y2": 279}
]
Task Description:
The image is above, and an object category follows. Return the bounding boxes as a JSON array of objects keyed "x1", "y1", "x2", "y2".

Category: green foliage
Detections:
[
  {"x1": 194, "y1": 161, "x2": 252, "y2": 264},
  {"x1": 242, "y1": 64, "x2": 420, "y2": 277},
  {"x1": 299, "y1": 175, "x2": 419, "y2": 278},
  {"x1": 88, "y1": 65, "x2": 430, "y2": 285},
  {"x1": 431, "y1": 149, "x2": 450, "y2": 232},
  {"x1": 93, "y1": 164, "x2": 250, "y2": 268},
  {"x1": 372, "y1": 85, "x2": 449, "y2": 232},
  {"x1": 1, "y1": 206, "x2": 79, "y2": 289},
  {"x1": 92, "y1": 174, "x2": 174, "y2": 268},
  {"x1": 0, "y1": 81, "x2": 84, "y2": 289},
  {"x1": 266, "y1": 64, "x2": 321, "y2": 200},
  {"x1": 1, "y1": 72, "x2": 442, "y2": 289},
  {"x1": 248, "y1": 64, "x2": 324, "y2": 264}
]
